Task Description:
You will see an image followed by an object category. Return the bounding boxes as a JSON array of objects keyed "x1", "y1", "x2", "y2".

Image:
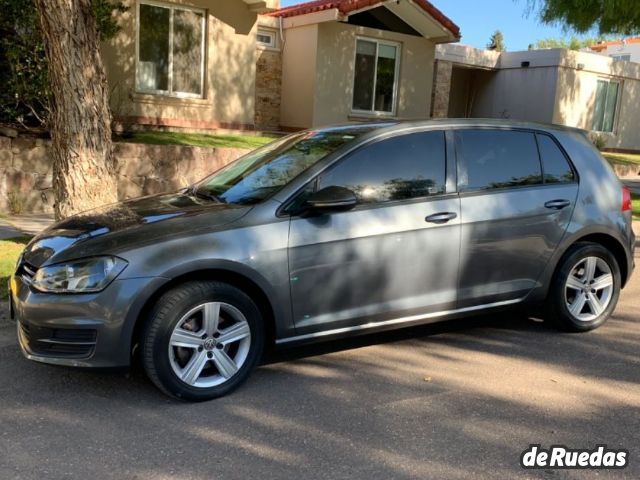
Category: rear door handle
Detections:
[
  {"x1": 544, "y1": 199, "x2": 571, "y2": 210},
  {"x1": 425, "y1": 212, "x2": 457, "y2": 224}
]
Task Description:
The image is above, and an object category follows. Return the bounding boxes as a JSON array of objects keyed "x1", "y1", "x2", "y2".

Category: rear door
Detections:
[
  {"x1": 456, "y1": 129, "x2": 578, "y2": 308},
  {"x1": 287, "y1": 130, "x2": 461, "y2": 335}
]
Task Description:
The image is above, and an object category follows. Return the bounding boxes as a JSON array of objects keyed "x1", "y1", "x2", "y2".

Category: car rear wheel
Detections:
[
  {"x1": 141, "y1": 281, "x2": 264, "y2": 401},
  {"x1": 547, "y1": 242, "x2": 621, "y2": 332}
]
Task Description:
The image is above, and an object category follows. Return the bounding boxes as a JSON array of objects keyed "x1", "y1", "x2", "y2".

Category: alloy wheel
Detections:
[
  {"x1": 168, "y1": 302, "x2": 252, "y2": 388},
  {"x1": 564, "y1": 256, "x2": 614, "y2": 322}
]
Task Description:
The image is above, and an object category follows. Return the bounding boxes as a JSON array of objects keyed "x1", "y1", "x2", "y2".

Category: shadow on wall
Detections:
[
  {"x1": 313, "y1": 25, "x2": 355, "y2": 125},
  {"x1": 554, "y1": 67, "x2": 594, "y2": 132}
]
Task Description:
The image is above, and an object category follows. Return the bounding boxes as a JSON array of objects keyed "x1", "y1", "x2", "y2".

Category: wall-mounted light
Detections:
[{"x1": 577, "y1": 63, "x2": 585, "y2": 70}]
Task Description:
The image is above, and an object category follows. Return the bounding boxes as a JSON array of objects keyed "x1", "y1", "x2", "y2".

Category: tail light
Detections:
[{"x1": 622, "y1": 185, "x2": 632, "y2": 212}]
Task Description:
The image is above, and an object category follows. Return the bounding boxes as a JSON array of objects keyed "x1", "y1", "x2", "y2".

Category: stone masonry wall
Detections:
[
  {"x1": 430, "y1": 60, "x2": 453, "y2": 118},
  {"x1": 254, "y1": 48, "x2": 283, "y2": 131},
  {"x1": 0, "y1": 135, "x2": 248, "y2": 214}
]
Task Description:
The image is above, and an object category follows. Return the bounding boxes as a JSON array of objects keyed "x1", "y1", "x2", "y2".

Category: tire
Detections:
[
  {"x1": 141, "y1": 281, "x2": 264, "y2": 401},
  {"x1": 547, "y1": 242, "x2": 621, "y2": 332}
]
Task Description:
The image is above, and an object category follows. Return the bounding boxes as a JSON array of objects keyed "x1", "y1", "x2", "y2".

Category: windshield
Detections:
[{"x1": 192, "y1": 125, "x2": 383, "y2": 205}]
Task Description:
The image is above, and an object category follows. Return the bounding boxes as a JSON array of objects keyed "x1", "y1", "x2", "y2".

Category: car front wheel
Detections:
[
  {"x1": 141, "y1": 281, "x2": 264, "y2": 401},
  {"x1": 547, "y1": 242, "x2": 621, "y2": 332}
]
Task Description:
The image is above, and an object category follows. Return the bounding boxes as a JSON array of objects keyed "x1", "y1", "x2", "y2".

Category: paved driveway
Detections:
[{"x1": 0, "y1": 247, "x2": 638, "y2": 479}]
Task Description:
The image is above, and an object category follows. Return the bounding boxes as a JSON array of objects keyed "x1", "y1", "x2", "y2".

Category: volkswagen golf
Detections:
[{"x1": 9, "y1": 119, "x2": 635, "y2": 400}]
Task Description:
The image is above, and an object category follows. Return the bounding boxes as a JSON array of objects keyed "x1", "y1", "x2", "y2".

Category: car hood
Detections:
[{"x1": 22, "y1": 192, "x2": 251, "y2": 267}]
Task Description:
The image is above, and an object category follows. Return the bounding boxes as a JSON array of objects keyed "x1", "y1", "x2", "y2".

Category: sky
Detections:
[{"x1": 278, "y1": 0, "x2": 597, "y2": 51}]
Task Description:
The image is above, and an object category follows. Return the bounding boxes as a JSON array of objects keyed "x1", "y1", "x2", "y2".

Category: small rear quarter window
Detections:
[{"x1": 536, "y1": 134, "x2": 575, "y2": 184}]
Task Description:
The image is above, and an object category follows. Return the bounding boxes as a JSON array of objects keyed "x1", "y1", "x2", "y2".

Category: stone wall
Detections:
[
  {"x1": 0, "y1": 135, "x2": 249, "y2": 214},
  {"x1": 430, "y1": 60, "x2": 453, "y2": 118},
  {"x1": 254, "y1": 48, "x2": 283, "y2": 131}
]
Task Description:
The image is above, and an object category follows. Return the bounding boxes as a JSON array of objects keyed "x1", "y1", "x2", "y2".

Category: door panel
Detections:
[
  {"x1": 458, "y1": 184, "x2": 578, "y2": 307},
  {"x1": 289, "y1": 197, "x2": 461, "y2": 333},
  {"x1": 286, "y1": 129, "x2": 460, "y2": 334}
]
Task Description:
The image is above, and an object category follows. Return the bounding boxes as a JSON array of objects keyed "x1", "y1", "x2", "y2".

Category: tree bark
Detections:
[{"x1": 35, "y1": 0, "x2": 118, "y2": 220}]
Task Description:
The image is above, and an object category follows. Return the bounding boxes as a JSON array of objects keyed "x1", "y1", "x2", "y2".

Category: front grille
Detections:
[{"x1": 19, "y1": 321, "x2": 96, "y2": 358}]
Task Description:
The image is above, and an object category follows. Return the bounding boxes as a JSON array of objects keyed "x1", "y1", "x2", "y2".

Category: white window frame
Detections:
[
  {"x1": 592, "y1": 78, "x2": 621, "y2": 134},
  {"x1": 257, "y1": 29, "x2": 277, "y2": 49},
  {"x1": 351, "y1": 37, "x2": 401, "y2": 117},
  {"x1": 135, "y1": 0, "x2": 206, "y2": 99}
]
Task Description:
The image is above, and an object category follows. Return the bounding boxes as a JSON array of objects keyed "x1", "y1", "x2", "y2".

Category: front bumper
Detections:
[{"x1": 10, "y1": 273, "x2": 166, "y2": 368}]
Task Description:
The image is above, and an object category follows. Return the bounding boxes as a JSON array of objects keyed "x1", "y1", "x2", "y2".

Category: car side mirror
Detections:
[{"x1": 304, "y1": 186, "x2": 357, "y2": 213}]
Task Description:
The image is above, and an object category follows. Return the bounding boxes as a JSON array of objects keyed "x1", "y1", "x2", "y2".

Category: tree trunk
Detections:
[{"x1": 35, "y1": 0, "x2": 118, "y2": 220}]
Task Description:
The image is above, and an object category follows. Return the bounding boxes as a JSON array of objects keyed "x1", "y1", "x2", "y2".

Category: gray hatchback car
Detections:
[{"x1": 10, "y1": 119, "x2": 635, "y2": 400}]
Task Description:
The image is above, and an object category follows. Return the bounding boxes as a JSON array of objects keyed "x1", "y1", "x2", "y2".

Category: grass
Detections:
[
  {"x1": 633, "y1": 194, "x2": 640, "y2": 221},
  {"x1": 122, "y1": 131, "x2": 275, "y2": 150},
  {"x1": 0, "y1": 236, "x2": 31, "y2": 300},
  {"x1": 602, "y1": 152, "x2": 640, "y2": 166}
]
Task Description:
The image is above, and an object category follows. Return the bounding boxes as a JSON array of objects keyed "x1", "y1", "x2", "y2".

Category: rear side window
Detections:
[
  {"x1": 536, "y1": 134, "x2": 575, "y2": 184},
  {"x1": 317, "y1": 131, "x2": 446, "y2": 204},
  {"x1": 455, "y1": 129, "x2": 542, "y2": 191}
]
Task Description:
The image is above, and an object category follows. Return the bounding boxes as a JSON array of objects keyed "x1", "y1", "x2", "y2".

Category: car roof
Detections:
[{"x1": 311, "y1": 118, "x2": 587, "y2": 136}]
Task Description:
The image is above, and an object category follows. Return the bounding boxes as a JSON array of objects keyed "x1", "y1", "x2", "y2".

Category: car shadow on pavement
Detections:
[{"x1": 1, "y1": 303, "x2": 639, "y2": 479}]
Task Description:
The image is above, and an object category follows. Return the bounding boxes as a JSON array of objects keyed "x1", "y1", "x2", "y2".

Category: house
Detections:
[
  {"x1": 588, "y1": 37, "x2": 640, "y2": 63},
  {"x1": 101, "y1": 0, "x2": 460, "y2": 132},
  {"x1": 434, "y1": 44, "x2": 640, "y2": 152}
]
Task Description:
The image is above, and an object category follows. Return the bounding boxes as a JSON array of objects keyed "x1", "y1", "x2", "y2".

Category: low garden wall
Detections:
[
  {"x1": 1, "y1": 133, "x2": 638, "y2": 215},
  {"x1": 0, "y1": 134, "x2": 249, "y2": 214}
]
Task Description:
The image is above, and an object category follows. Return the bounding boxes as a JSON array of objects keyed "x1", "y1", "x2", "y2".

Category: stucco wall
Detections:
[
  {"x1": 553, "y1": 66, "x2": 640, "y2": 151},
  {"x1": 312, "y1": 22, "x2": 435, "y2": 127},
  {"x1": 104, "y1": 0, "x2": 259, "y2": 131},
  {"x1": 471, "y1": 66, "x2": 559, "y2": 122},
  {"x1": 279, "y1": 24, "x2": 319, "y2": 129},
  {"x1": 0, "y1": 136, "x2": 248, "y2": 214}
]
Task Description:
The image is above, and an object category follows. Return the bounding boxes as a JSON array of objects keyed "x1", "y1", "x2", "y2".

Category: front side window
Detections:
[
  {"x1": 194, "y1": 126, "x2": 379, "y2": 205},
  {"x1": 137, "y1": 2, "x2": 205, "y2": 97},
  {"x1": 456, "y1": 129, "x2": 543, "y2": 191},
  {"x1": 592, "y1": 79, "x2": 619, "y2": 133},
  {"x1": 352, "y1": 38, "x2": 400, "y2": 115},
  {"x1": 318, "y1": 131, "x2": 446, "y2": 204}
]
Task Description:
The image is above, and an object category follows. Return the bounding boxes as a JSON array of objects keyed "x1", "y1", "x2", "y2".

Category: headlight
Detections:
[{"x1": 32, "y1": 256, "x2": 128, "y2": 293}]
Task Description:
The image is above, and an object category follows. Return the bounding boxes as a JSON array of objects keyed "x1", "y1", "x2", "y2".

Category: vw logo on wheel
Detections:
[{"x1": 203, "y1": 338, "x2": 217, "y2": 351}]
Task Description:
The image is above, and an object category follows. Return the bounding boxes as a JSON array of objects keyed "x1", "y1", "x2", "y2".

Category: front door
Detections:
[{"x1": 287, "y1": 130, "x2": 461, "y2": 335}]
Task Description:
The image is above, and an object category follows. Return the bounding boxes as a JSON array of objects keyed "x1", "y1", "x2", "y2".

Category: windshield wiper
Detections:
[{"x1": 187, "y1": 186, "x2": 225, "y2": 204}]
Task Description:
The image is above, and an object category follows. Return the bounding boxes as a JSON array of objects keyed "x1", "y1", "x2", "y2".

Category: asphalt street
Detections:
[{"x1": 0, "y1": 245, "x2": 638, "y2": 480}]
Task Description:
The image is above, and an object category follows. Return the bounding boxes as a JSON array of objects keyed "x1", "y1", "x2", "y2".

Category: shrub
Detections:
[
  {"x1": 6, "y1": 191, "x2": 25, "y2": 215},
  {"x1": 590, "y1": 133, "x2": 608, "y2": 151}
]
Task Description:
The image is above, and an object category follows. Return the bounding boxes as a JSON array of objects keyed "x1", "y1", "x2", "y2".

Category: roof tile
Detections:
[{"x1": 264, "y1": 0, "x2": 460, "y2": 38}]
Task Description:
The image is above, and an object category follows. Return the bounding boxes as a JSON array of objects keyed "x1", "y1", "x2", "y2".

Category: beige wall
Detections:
[
  {"x1": 553, "y1": 65, "x2": 640, "y2": 151},
  {"x1": 311, "y1": 22, "x2": 435, "y2": 128},
  {"x1": 471, "y1": 66, "x2": 559, "y2": 123},
  {"x1": 447, "y1": 66, "x2": 472, "y2": 117},
  {"x1": 103, "y1": 0, "x2": 259, "y2": 130},
  {"x1": 279, "y1": 24, "x2": 319, "y2": 129}
]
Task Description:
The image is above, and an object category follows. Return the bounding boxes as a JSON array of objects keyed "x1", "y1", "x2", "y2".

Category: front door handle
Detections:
[
  {"x1": 425, "y1": 212, "x2": 458, "y2": 224},
  {"x1": 544, "y1": 199, "x2": 571, "y2": 210}
]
